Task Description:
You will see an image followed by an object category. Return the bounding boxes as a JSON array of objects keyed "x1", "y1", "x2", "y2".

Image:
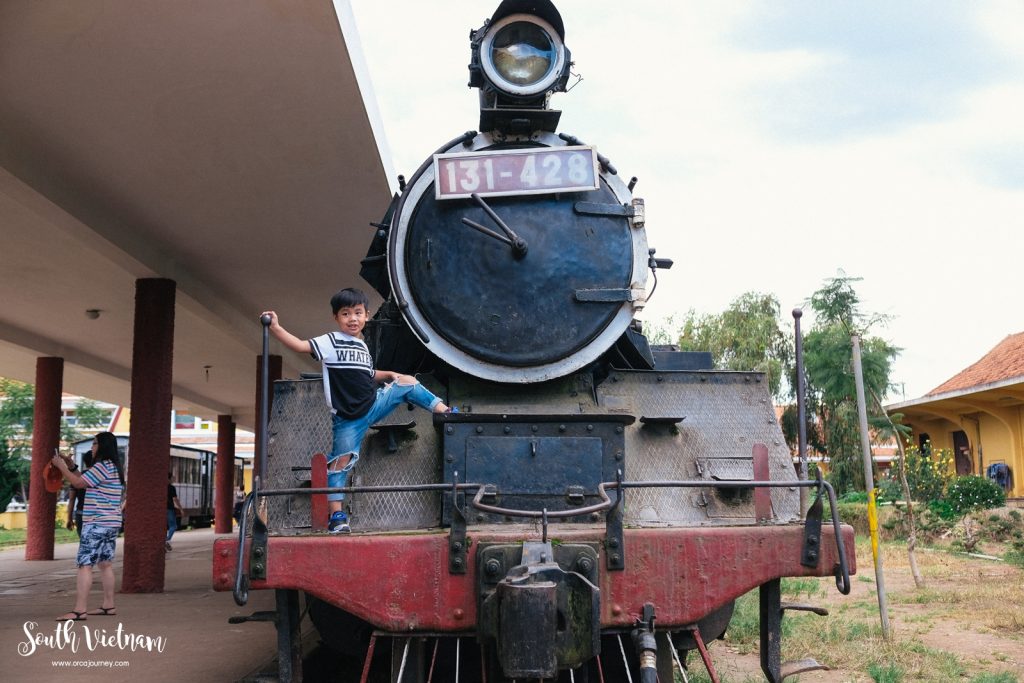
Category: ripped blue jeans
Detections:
[{"x1": 328, "y1": 380, "x2": 443, "y2": 502}]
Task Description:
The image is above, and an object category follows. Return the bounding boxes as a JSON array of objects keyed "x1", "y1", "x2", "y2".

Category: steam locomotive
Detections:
[{"x1": 214, "y1": 1, "x2": 854, "y2": 680}]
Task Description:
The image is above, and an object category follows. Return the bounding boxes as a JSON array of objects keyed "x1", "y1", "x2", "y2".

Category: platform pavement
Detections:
[{"x1": 0, "y1": 527, "x2": 281, "y2": 682}]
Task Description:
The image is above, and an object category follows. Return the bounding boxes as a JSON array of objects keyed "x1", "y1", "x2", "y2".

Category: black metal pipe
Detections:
[
  {"x1": 793, "y1": 308, "x2": 809, "y2": 510},
  {"x1": 258, "y1": 314, "x2": 271, "y2": 491}
]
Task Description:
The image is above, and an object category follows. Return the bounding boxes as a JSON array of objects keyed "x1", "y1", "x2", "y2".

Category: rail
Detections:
[{"x1": 232, "y1": 473, "x2": 851, "y2": 605}]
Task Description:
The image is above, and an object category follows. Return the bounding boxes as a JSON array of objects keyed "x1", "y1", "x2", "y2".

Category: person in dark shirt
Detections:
[
  {"x1": 262, "y1": 288, "x2": 453, "y2": 533},
  {"x1": 64, "y1": 451, "x2": 94, "y2": 537},
  {"x1": 166, "y1": 473, "x2": 183, "y2": 551}
]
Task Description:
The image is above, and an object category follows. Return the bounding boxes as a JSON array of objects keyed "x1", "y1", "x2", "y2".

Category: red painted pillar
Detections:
[
  {"x1": 25, "y1": 357, "x2": 63, "y2": 561},
  {"x1": 122, "y1": 278, "x2": 175, "y2": 593},
  {"x1": 215, "y1": 415, "x2": 236, "y2": 534},
  {"x1": 253, "y1": 354, "x2": 281, "y2": 485}
]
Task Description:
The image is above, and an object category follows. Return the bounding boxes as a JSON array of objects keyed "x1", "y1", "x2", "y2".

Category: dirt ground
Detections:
[{"x1": 691, "y1": 533, "x2": 1024, "y2": 683}]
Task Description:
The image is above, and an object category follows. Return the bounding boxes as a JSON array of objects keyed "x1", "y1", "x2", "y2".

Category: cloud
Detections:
[
  {"x1": 732, "y1": 1, "x2": 1018, "y2": 140},
  {"x1": 970, "y1": 145, "x2": 1024, "y2": 190}
]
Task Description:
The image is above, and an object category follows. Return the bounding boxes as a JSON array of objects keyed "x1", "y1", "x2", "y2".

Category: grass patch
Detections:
[
  {"x1": 969, "y1": 674, "x2": 1018, "y2": 683},
  {"x1": 868, "y1": 661, "x2": 904, "y2": 682},
  {"x1": 0, "y1": 526, "x2": 79, "y2": 548},
  {"x1": 711, "y1": 537, "x2": 1024, "y2": 682}
]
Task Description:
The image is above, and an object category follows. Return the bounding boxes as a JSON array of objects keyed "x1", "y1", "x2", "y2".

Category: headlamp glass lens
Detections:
[{"x1": 490, "y1": 22, "x2": 555, "y2": 86}]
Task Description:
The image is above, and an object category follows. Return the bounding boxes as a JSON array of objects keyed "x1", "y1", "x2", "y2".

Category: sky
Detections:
[{"x1": 347, "y1": 0, "x2": 1024, "y2": 402}]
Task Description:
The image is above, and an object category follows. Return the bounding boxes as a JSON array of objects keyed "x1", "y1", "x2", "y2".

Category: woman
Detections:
[
  {"x1": 233, "y1": 484, "x2": 246, "y2": 524},
  {"x1": 51, "y1": 431, "x2": 124, "y2": 621}
]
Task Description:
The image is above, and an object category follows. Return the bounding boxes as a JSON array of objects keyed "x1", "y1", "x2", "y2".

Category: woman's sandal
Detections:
[
  {"x1": 56, "y1": 611, "x2": 87, "y2": 622},
  {"x1": 87, "y1": 606, "x2": 117, "y2": 616}
]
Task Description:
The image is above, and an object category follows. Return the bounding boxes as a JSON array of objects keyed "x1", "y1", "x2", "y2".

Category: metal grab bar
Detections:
[
  {"x1": 229, "y1": 476, "x2": 852, "y2": 602},
  {"x1": 232, "y1": 490, "x2": 258, "y2": 605},
  {"x1": 469, "y1": 482, "x2": 615, "y2": 518}
]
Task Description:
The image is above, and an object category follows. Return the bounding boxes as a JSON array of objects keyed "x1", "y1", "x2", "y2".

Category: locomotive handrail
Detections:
[
  {"x1": 230, "y1": 476, "x2": 850, "y2": 601},
  {"x1": 232, "y1": 490, "x2": 258, "y2": 606}
]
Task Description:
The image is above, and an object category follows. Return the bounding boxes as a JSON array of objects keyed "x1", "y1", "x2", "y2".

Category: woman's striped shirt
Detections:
[{"x1": 82, "y1": 460, "x2": 123, "y2": 528}]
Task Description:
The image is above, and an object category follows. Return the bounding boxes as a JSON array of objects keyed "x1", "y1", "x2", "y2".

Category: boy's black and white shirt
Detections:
[{"x1": 309, "y1": 332, "x2": 376, "y2": 419}]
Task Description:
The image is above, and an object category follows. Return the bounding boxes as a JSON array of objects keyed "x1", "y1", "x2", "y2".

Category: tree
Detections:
[
  {"x1": 801, "y1": 275, "x2": 899, "y2": 494},
  {"x1": 0, "y1": 381, "x2": 112, "y2": 510},
  {"x1": 0, "y1": 379, "x2": 35, "y2": 510},
  {"x1": 675, "y1": 291, "x2": 794, "y2": 400},
  {"x1": 60, "y1": 398, "x2": 112, "y2": 445}
]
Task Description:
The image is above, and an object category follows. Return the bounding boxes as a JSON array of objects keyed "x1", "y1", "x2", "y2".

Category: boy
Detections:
[{"x1": 262, "y1": 288, "x2": 451, "y2": 533}]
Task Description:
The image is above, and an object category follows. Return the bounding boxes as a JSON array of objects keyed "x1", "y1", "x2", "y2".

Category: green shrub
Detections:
[
  {"x1": 978, "y1": 513, "x2": 1022, "y2": 542},
  {"x1": 893, "y1": 444, "x2": 956, "y2": 502},
  {"x1": 926, "y1": 498, "x2": 957, "y2": 521},
  {"x1": 875, "y1": 472, "x2": 903, "y2": 503},
  {"x1": 1006, "y1": 537, "x2": 1024, "y2": 568},
  {"x1": 839, "y1": 490, "x2": 869, "y2": 503},
  {"x1": 946, "y1": 475, "x2": 1006, "y2": 515}
]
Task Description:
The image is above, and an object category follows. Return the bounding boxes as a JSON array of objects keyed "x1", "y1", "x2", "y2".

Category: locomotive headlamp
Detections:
[
  {"x1": 469, "y1": 0, "x2": 572, "y2": 133},
  {"x1": 480, "y1": 14, "x2": 565, "y2": 97}
]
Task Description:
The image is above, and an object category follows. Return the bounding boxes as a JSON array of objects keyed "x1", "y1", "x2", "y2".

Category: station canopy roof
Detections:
[{"x1": 0, "y1": 1, "x2": 393, "y2": 429}]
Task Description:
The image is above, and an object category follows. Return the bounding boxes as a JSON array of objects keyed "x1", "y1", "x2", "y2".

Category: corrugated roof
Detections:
[{"x1": 927, "y1": 332, "x2": 1024, "y2": 395}]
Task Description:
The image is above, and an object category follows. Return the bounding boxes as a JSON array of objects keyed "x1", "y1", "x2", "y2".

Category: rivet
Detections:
[
  {"x1": 559, "y1": 424, "x2": 566, "y2": 432},
  {"x1": 219, "y1": 573, "x2": 230, "y2": 584},
  {"x1": 531, "y1": 425, "x2": 538, "y2": 432},
  {"x1": 452, "y1": 558, "x2": 464, "y2": 569},
  {"x1": 615, "y1": 451, "x2": 623, "y2": 461},
  {"x1": 452, "y1": 541, "x2": 463, "y2": 552},
  {"x1": 577, "y1": 556, "x2": 594, "y2": 573},
  {"x1": 656, "y1": 375, "x2": 663, "y2": 382},
  {"x1": 454, "y1": 608, "x2": 465, "y2": 620},
  {"x1": 446, "y1": 455, "x2": 454, "y2": 463},
  {"x1": 611, "y1": 553, "x2": 621, "y2": 564},
  {"x1": 446, "y1": 426, "x2": 453, "y2": 434},
  {"x1": 608, "y1": 538, "x2": 619, "y2": 549},
  {"x1": 615, "y1": 426, "x2": 623, "y2": 434},
  {"x1": 587, "y1": 424, "x2": 594, "y2": 432},
  {"x1": 253, "y1": 547, "x2": 264, "y2": 557},
  {"x1": 254, "y1": 563, "x2": 264, "y2": 572},
  {"x1": 220, "y1": 548, "x2": 230, "y2": 557},
  {"x1": 476, "y1": 426, "x2": 484, "y2": 434},
  {"x1": 485, "y1": 558, "x2": 502, "y2": 576},
  {"x1": 504, "y1": 426, "x2": 511, "y2": 434},
  {"x1": 612, "y1": 604, "x2": 622, "y2": 616}
]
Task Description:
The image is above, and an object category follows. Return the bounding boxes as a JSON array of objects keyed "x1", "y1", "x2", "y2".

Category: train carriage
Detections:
[{"x1": 73, "y1": 437, "x2": 245, "y2": 528}]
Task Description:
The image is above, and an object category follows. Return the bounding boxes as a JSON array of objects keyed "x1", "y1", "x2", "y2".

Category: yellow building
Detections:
[{"x1": 888, "y1": 332, "x2": 1023, "y2": 498}]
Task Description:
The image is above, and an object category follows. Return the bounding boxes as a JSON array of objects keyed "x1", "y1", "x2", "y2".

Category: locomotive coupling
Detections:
[{"x1": 478, "y1": 541, "x2": 600, "y2": 679}]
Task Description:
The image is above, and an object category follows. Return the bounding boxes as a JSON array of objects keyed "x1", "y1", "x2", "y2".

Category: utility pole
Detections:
[{"x1": 851, "y1": 335, "x2": 891, "y2": 638}]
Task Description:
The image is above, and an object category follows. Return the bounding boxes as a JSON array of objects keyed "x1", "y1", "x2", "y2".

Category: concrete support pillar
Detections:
[
  {"x1": 122, "y1": 278, "x2": 175, "y2": 593},
  {"x1": 25, "y1": 356, "x2": 63, "y2": 561},
  {"x1": 215, "y1": 415, "x2": 236, "y2": 534},
  {"x1": 253, "y1": 354, "x2": 281, "y2": 485}
]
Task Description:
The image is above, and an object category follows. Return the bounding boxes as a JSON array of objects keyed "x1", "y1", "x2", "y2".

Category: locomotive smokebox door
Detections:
[{"x1": 387, "y1": 132, "x2": 648, "y2": 384}]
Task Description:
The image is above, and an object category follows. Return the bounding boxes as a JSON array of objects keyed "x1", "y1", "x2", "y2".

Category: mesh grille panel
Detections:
[{"x1": 262, "y1": 379, "x2": 441, "y2": 533}]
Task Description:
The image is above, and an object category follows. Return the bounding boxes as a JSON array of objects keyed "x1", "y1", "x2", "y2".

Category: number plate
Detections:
[{"x1": 433, "y1": 145, "x2": 600, "y2": 200}]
